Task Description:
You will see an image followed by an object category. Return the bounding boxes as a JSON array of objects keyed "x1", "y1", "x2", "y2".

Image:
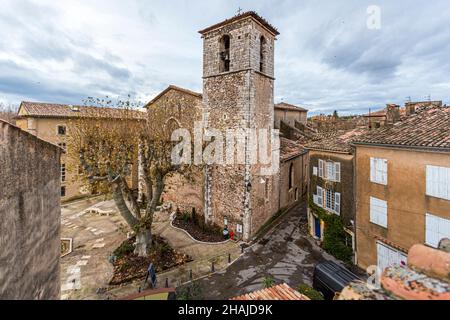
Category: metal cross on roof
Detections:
[{"x1": 237, "y1": 7, "x2": 243, "y2": 15}]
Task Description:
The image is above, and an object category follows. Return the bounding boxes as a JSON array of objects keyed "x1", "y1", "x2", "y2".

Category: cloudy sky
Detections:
[{"x1": 1, "y1": 0, "x2": 449, "y2": 115}]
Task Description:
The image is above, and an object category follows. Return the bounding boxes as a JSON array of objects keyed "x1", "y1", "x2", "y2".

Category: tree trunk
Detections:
[{"x1": 135, "y1": 228, "x2": 152, "y2": 257}]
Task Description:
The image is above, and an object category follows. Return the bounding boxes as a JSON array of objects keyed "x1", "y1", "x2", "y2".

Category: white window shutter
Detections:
[
  {"x1": 313, "y1": 167, "x2": 318, "y2": 176},
  {"x1": 370, "y1": 158, "x2": 375, "y2": 182},
  {"x1": 317, "y1": 186, "x2": 323, "y2": 206},
  {"x1": 335, "y1": 162, "x2": 341, "y2": 182},
  {"x1": 318, "y1": 160, "x2": 324, "y2": 178},
  {"x1": 335, "y1": 193, "x2": 341, "y2": 215},
  {"x1": 383, "y1": 159, "x2": 388, "y2": 185}
]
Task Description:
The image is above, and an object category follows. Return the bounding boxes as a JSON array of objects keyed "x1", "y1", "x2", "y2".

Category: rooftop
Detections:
[
  {"x1": 199, "y1": 11, "x2": 280, "y2": 36},
  {"x1": 305, "y1": 128, "x2": 368, "y2": 153},
  {"x1": 18, "y1": 102, "x2": 147, "y2": 120},
  {"x1": 146, "y1": 85, "x2": 202, "y2": 107},
  {"x1": 275, "y1": 102, "x2": 308, "y2": 112},
  {"x1": 231, "y1": 283, "x2": 309, "y2": 301},
  {"x1": 280, "y1": 137, "x2": 307, "y2": 162},
  {"x1": 338, "y1": 242, "x2": 450, "y2": 300},
  {"x1": 353, "y1": 106, "x2": 450, "y2": 151}
]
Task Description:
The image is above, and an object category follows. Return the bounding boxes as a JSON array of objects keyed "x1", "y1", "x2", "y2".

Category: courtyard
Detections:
[{"x1": 59, "y1": 197, "x2": 241, "y2": 300}]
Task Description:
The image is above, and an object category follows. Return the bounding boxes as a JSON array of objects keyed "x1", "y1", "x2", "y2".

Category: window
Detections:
[
  {"x1": 318, "y1": 159, "x2": 341, "y2": 182},
  {"x1": 259, "y1": 36, "x2": 266, "y2": 73},
  {"x1": 61, "y1": 186, "x2": 66, "y2": 197},
  {"x1": 370, "y1": 197, "x2": 388, "y2": 228},
  {"x1": 265, "y1": 178, "x2": 270, "y2": 200},
  {"x1": 57, "y1": 125, "x2": 67, "y2": 136},
  {"x1": 313, "y1": 167, "x2": 318, "y2": 176},
  {"x1": 370, "y1": 158, "x2": 388, "y2": 185},
  {"x1": 426, "y1": 214, "x2": 450, "y2": 248},
  {"x1": 61, "y1": 164, "x2": 66, "y2": 182},
  {"x1": 224, "y1": 217, "x2": 228, "y2": 226},
  {"x1": 219, "y1": 35, "x2": 231, "y2": 72},
  {"x1": 426, "y1": 165, "x2": 450, "y2": 200},
  {"x1": 325, "y1": 189, "x2": 334, "y2": 211},
  {"x1": 314, "y1": 186, "x2": 324, "y2": 207},
  {"x1": 289, "y1": 163, "x2": 294, "y2": 190},
  {"x1": 324, "y1": 190, "x2": 340, "y2": 215}
]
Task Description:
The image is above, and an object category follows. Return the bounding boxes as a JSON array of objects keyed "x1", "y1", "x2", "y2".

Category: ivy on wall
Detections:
[{"x1": 309, "y1": 197, "x2": 353, "y2": 264}]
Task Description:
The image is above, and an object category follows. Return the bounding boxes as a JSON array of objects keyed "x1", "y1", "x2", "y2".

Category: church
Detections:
[{"x1": 146, "y1": 12, "x2": 308, "y2": 242}]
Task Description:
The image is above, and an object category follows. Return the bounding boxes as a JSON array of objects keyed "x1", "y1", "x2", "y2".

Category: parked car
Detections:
[{"x1": 313, "y1": 261, "x2": 360, "y2": 300}]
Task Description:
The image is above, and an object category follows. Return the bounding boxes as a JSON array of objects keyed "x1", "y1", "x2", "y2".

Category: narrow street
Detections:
[{"x1": 192, "y1": 203, "x2": 342, "y2": 300}]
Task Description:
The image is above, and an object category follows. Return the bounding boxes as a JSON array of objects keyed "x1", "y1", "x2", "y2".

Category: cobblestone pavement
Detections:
[{"x1": 190, "y1": 203, "x2": 344, "y2": 300}]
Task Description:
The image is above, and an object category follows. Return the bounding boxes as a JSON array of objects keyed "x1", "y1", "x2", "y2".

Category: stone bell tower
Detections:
[{"x1": 199, "y1": 12, "x2": 280, "y2": 241}]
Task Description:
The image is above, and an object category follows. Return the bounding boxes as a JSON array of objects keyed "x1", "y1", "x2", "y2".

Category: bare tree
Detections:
[
  {"x1": 69, "y1": 97, "x2": 194, "y2": 257},
  {"x1": 0, "y1": 103, "x2": 18, "y2": 124}
]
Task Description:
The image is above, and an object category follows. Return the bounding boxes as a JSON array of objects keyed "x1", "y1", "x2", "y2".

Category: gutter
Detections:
[{"x1": 351, "y1": 142, "x2": 450, "y2": 154}]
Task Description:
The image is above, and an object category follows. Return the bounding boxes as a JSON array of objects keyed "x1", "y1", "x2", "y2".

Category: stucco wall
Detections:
[
  {"x1": 309, "y1": 150, "x2": 355, "y2": 228},
  {"x1": 0, "y1": 120, "x2": 61, "y2": 300},
  {"x1": 355, "y1": 145, "x2": 450, "y2": 270},
  {"x1": 279, "y1": 153, "x2": 308, "y2": 210}
]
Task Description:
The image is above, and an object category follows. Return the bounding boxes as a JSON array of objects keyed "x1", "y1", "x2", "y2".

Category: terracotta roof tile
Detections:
[
  {"x1": 146, "y1": 85, "x2": 202, "y2": 107},
  {"x1": 305, "y1": 128, "x2": 368, "y2": 153},
  {"x1": 18, "y1": 102, "x2": 146, "y2": 120},
  {"x1": 275, "y1": 102, "x2": 308, "y2": 112},
  {"x1": 338, "y1": 243, "x2": 450, "y2": 301},
  {"x1": 231, "y1": 283, "x2": 309, "y2": 301},
  {"x1": 353, "y1": 106, "x2": 450, "y2": 151},
  {"x1": 280, "y1": 137, "x2": 307, "y2": 162}
]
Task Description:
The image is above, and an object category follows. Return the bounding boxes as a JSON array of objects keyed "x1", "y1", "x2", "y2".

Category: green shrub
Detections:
[
  {"x1": 309, "y1": 198, "x2": 353, "y2": 264},
  {"x1": 297, "y1": 284, "x2": 324, "y2": 300},
  {"x1": 262, "y1": 276, "x2": 274, "y2": 289},
  {"x1": 177, "y1": 283, "x2": 203, "y2": 300},
  {"x1": 113, "y1": 240, "x2": 134, "y2": 258}
]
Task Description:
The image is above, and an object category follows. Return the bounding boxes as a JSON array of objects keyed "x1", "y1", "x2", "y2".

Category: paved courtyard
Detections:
[
  {"x1": 60, "y1": 197, "x2": 241, "y2": 300},
  {"x1": 191, "y1": 203, "x2": 344, "y2": 300}
]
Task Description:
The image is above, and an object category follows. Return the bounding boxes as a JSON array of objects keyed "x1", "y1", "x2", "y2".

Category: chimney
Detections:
[{"x1": 386, "y1": 104, "x2": 400, "y2": 124}]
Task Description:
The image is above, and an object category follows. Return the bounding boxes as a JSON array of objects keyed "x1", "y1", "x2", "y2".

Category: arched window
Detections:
[
  {"x1": 289, "y1": 163, "x2": 294, "y2": 190},
  {"x1": 259, "y1": 36, "x2": 266, "y2": 73},
  {"x1": 219, "y1": 35, "x2": 231, "y2": 72}
]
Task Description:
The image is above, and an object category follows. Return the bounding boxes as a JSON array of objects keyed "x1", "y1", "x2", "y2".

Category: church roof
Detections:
[
  {"x1": 275, "y1": 102, "x2": 308, "y2": 112},
  {"x1": 199, "y1": 11, "x2": 280, "y2": 36},
  {"x1": 145, "y1": 85, "x2": 202, "y2": 107}
]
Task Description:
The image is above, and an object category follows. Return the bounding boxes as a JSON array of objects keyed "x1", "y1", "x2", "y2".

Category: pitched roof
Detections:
[
  {"x1": 306, "y1": 128, "x2": 368, "y2": 153},
  {"x1": 280, "y1": 137, "x2": 307, "y2": 162},
  {"x1": 353, "y1": 106, "x2": 450, "y2": 151},
  {"x1": 18, "y1": 102, "x2": 147, "y2": 120},
  {"x1": 199, "y1": 11, "x2": 280, "y2": 36},
  {"x1": 275, "y1": 102, "x2": 308, "y2": 112},
  {"x1": 146, "y1": 85, "x2": 202, "y2": 107},
  {"x1": 231, "y1": 283, "x2": 309, "y2": 301}
]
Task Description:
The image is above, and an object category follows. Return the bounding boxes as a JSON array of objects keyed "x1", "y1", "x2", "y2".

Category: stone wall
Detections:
[
  {"x1": 202, "y1": 15, "x2": 279, "y2": 241},
  {"x1": 202, "y1": 18, "x2": 275, "y2": 78},
  {"x1": 0, "y1": 120, "x2": 61, "y2": 300},
  {"x1": 147, "y1": 87, "x2": 204, "y2": 215}
]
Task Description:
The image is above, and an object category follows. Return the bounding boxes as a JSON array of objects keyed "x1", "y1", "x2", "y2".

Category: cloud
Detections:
[{"x1": 0, "y1": 0, "x2": 449, "y2": 115}]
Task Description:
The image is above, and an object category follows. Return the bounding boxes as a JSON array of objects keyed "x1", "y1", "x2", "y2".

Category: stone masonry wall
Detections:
[{"x1": 0, "y1": 120, "x2": 61, "y2": 300}]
